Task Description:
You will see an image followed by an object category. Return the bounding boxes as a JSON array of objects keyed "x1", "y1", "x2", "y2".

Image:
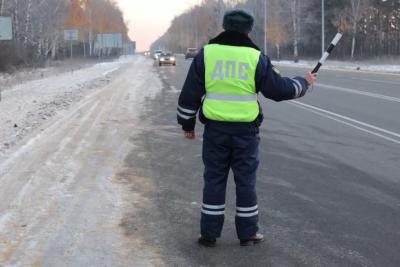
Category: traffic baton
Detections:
[{"x1": 312, "y1": 33, "x2": 343, "y2": 74}]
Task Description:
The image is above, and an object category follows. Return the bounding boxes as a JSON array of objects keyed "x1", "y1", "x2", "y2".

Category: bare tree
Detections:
[
  {"x1": 267, "y1": 0, "x2": 288, "y2": 60},
  {"x1": 290, "y1": 0, "x2": 299, "y2": 62},
  {"x1": 349, "y1": 0, "x2": 370, "y2": 59}
]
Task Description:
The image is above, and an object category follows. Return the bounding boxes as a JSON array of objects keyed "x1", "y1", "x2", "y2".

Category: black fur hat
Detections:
[{"x1": 223, "y1": 8, "x2": 255, "y2": 34}]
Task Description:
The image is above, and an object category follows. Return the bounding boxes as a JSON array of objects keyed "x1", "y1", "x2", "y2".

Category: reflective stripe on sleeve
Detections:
[
  {"x1": 206, "y1": 93, "x2": 258, "y2": 101},
  {"x1": 177, "y1": 111, "x2": 196, "y2": 120},
  {"x1": 178, "y1": 105, "x2": 197, "y2": 114},
  {"x1": 291, "y1": 79, "x2": 301, "y2": 98}
]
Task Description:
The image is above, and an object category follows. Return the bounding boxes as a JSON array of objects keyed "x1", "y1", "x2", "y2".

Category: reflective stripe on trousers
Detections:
[{"x1": 201, "y1": 126, "x2": 259, "y2": 240}]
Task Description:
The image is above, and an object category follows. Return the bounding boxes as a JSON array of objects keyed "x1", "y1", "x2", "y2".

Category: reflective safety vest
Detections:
[{"x1": 203, "y1": 44, "x2": 260, "y2": 122}]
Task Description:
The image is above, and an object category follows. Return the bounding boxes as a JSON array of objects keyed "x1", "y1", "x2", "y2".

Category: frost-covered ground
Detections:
[
  {"x1": 273, "y1": 59, "x2": 400, "y2": 73},
  {"x1": 0, "y1": 56, "x2": 164, "y2": 266},
  {"x1": 0, "y1": 58, "x2": 110, "y2": 90},
  {"x1": 0, "y1": 56, "x2": 134, "y2": 155}
]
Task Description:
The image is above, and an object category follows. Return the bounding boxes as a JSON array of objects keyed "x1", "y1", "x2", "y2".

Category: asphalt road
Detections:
[
  {"x1": 131, "y1": 55, "x2": 400, "y2": 266},
  {"x1": 1, "y1": 55, "x2": 399, "y2": 266}
]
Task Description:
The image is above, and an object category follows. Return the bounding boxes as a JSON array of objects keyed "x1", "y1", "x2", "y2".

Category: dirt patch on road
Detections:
[{"x1": 113, "y1": 150, "x2": 166, "y2": 266}]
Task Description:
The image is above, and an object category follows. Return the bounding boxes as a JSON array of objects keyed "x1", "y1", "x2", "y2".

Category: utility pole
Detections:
[
  {"x1": 195, "y1": 8, "x2": 199, "y2": 48},
  {"x1": 195, "y1": 0, "x2": 201, "y2": 48},
  {"x1": 1, "y1": 0, "x2": 5, "y2": 102},
  {"x1": 69, "y1": 32, "x2": 73, "y2": 59},
  {"x1": 322, "y1": 0, "x2": 325, "y2": 57},
  {"x1": 264, "y1": 0, "x2": 267, "y2": 55},
  {"x1": 1, "y1": 0, "x2": 5, "y2": 14}
]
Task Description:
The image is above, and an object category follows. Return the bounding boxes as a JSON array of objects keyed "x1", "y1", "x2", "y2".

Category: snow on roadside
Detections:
[
  {"x1": 272, "y1": 60, "x2": 400, "y2": 74},
  {"x1": 0, "y1": 55, "x2": 138, "y2": 155}
]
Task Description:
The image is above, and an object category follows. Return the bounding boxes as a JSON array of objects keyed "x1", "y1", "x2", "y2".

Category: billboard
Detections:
[
  {"x1": 95, "y1": 33, "x2": 123, "y2": 49},
  {"x1": 0, "y1": 16, "x2": 12, "y2": 41},
  {"x1": 64, "y1": 29, "x2": 79, "y2": 41}
]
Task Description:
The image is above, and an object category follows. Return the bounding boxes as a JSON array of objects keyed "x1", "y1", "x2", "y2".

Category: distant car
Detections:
[
  {"x1": 144, "y1": 51, "x2": 150, "y2": 56},
  {"x1": 153, "y1": 50, "x2": 163, "y2": 60},
  {"x1": 158, "y1": 52, "x2": 176, "y2": 66},
  {"x1": 185, "y1": 48, "x2": 198, "y2": 59}
]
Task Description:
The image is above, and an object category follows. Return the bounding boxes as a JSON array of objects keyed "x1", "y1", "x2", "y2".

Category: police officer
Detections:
[{"x1": 177, "y1": 8, "x2": 317, "y2": 247}]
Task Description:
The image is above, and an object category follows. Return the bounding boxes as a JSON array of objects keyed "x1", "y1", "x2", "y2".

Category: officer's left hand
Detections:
[{"x1": 184, "y1": 130, "x2": 195, "y2": 139}]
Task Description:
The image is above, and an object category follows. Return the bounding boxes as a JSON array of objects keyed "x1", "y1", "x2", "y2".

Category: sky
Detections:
[{"x1": 115, "y1": 0, "x2": 199, "y2": 51}]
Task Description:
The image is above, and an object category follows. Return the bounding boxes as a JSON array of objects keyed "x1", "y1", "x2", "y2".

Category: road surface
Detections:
[{"x1": 0, "y1": 55, "x2": 399, "y2": 266}]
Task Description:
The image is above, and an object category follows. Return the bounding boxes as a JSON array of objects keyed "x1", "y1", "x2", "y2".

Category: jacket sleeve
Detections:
[
  {"x1": 177, "y1": 49, "x2": 206, "y2": 131},
  {"x1": 255, "y1": 53, "x2": 309, "y2": 101}
]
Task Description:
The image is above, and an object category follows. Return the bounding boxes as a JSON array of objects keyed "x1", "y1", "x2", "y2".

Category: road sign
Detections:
[
  {"x1": 95, "y1": 33, "x2": 123, "y2": 49},
  {"x1": 0, "y1": 16, "x2": 12, "y2": 40},
  {"x1": 64, "y1": 29, "x2": 79, "y2": 41}
]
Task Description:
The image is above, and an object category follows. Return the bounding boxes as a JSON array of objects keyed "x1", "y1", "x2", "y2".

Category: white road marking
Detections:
[
  {"x1": 289, "y1": 101, "x2": 400, "y2": 145},
  {"x1": 356, "y1": 78, "x2": 400, "y2": 86},
  {"x1": 316, "y1": 83, "x2": 400, "y2": 103}
]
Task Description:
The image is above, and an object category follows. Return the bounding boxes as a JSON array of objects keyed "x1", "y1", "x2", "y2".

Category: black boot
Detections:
[
  {"x1": 198, "y1": 236, "x2": 217, "y2": 247},
  {"x1": 240, "y1": 233, "x2": 264, "y2": 246}
]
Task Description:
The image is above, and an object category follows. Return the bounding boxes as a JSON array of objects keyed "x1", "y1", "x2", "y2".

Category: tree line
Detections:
[
  {"x1": 0, "y1": 0, "x2": 129, "y2": 71},
  {"x1": 151, "y1": 0, "x2": 400, "y2": 61}
]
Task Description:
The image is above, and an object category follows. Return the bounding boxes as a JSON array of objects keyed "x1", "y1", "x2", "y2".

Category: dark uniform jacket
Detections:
[{"x1": 177, "y1": 31, "x2": 309, "y2": 134}]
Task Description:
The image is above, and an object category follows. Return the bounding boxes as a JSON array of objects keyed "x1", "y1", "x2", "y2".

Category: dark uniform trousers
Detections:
[{"x1": 201, "y1": 126, "x2": 260, "y2": 240}]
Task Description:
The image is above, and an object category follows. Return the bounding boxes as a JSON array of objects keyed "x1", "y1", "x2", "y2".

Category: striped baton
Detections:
[{"x1": 312, "y1": 33, "x2": 343, "y2": 74}]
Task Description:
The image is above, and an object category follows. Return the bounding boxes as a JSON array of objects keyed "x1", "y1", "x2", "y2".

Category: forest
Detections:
[
  {"x1": 151, "y1": 0, "x2": 400, "y2": 61},
  {"x1": 0, "y1": 0, "x2": 129, "y2": 71}
]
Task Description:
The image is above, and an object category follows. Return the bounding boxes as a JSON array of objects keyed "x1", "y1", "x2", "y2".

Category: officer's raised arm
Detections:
[
  {"x1": 256, "y1": 54, "x2": 317, "y2": 101},
  {"x1": 177, "y1": 49, "x2": 206, "y2": 138}
]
